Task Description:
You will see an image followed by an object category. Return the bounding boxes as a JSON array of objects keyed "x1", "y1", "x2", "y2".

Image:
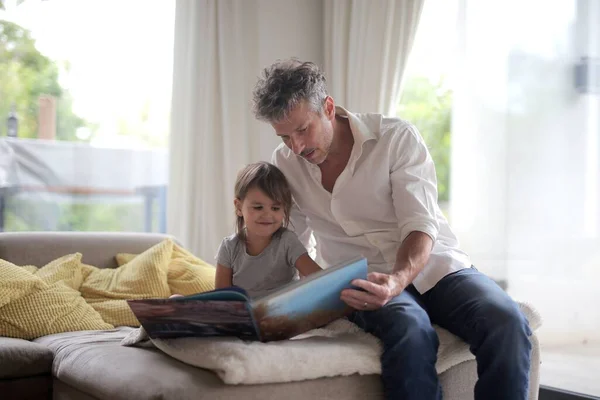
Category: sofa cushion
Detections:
[
  {"x1": 115, "y1": 244, "x2": 215, "y2": 296},
  {"x1": 0, "y1": 337, "x2": 53, "y2": 379},
  {"x1": 35, "y1": 328, "x2": 383, "y2": 400}
]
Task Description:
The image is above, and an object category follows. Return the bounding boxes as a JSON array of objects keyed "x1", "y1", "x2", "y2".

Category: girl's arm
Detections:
[
  {"x1": 295, "y1": 253, "x2": 322, "y2": 277},
  {"x1": 215, "y1": 263, "x2": 233, "y2": 289}
]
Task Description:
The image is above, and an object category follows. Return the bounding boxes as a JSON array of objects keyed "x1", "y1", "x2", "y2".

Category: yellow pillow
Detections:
[
  {"x1": 95, "y1": 241, "x2": 215, "y2": 327},
  {"x1": 81, "y1": 239, "x2": 175, "y2": 326},
  {"x1": 115, "y1": 242, "x2": 216, "y2": 296},
  {"x1": 80, "y1": 240, "x2": 172, "y2": 300},
  {"x1": 85, "y1": 298, "x2": 140, "y2": 327},
  {"x1": 34, "y1": 253, "x2": 85, "y2": 289},
  {"x1": 167, "y1": 244, "x2": 215, "y2": 295},
  {"x1": 0, "y1": 256, "x2": 113, "y2": 340},
  {"x1": 115, "y1": 253, "x2": 136, "y2": 267}
]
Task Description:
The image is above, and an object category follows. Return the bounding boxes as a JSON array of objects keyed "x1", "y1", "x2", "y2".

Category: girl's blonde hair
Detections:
[{"x1": 234, "y1": 162, "x2": 292, "y2": 241}]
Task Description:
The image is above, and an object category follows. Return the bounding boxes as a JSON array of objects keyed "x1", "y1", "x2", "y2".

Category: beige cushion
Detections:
[
  {"x1": 0, "y1": 337, "x2": 53, "y2": 379},
  {"x1": 35, "y1": 328, "x2": 384, "y2": 400},
  {"x1": 39, "y1": 328, "x2": 490, "y2": 400}
]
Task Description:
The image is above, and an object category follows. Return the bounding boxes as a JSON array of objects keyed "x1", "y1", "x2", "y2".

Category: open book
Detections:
[{"x1": 127, "y1": 256, "x2": 368, "y2": 342}]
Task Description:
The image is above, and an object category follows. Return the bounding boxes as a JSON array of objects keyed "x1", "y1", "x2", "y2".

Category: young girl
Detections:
[{"x1": 214, "y1": 161, "x2": 321, "y2": 298}]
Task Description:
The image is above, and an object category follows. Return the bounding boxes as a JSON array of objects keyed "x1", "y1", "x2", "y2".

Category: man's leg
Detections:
[
  {"x1": 421, "y1": 267, "x2": 532, "y2": 400},
  {"x1": 350, "y1": 289, "x2": 442, "y2": 400}
]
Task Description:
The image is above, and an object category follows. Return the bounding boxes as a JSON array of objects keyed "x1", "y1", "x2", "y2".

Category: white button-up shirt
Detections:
[{"x1": 272, "y1": 106, "x2": 471, "y2": 293}]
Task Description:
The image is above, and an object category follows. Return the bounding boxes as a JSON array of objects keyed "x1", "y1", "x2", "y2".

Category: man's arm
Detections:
[
  {"x1": 390, "y1": 231, "x2": 433, "y2": 294},
  {"x1": 387, "y1": 122, "x2": 439, "y2": 287},
  {"x1": 341, "y1": 123, "x2": 439, "y2": 308}
]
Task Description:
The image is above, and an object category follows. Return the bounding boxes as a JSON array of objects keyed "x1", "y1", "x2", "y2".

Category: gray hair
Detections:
[{"x1": 252, "y1": 59, "x2": 328, "y2": 122}]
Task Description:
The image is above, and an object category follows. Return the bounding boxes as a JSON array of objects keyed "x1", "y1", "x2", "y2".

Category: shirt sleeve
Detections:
[
  {"x1": 282, "y1": 229, "x2": 309, "y2": 266},
  {"x1": 215, "y1": 238, "x2": 233, "y2": 268},
  {"x1": 390, "y1": 123, "x2": 440, "y2": 243}
]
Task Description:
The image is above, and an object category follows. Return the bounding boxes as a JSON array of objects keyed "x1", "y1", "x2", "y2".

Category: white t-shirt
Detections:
[{"x1": 272, "y1": 106, "x2": 471, "y2": 294}]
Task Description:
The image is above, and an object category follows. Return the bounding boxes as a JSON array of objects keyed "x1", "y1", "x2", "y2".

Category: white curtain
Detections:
[
  {"x1": 168, "y1": 0, "x2": 324, "y2": 261},
  {"x1": 168, "y1": 0, "x2": 263, "y2": 261},
  {"x1": 451, "y1": 0, "x2": 600, "y2": 345},
  {"x1": 323, "y1": 0, "x2": 424, "y2": 115}
]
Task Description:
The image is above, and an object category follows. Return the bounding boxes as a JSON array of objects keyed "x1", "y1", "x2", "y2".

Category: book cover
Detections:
[{"x1": 127, "y1": 256, "x2": 368, "y2": 341}]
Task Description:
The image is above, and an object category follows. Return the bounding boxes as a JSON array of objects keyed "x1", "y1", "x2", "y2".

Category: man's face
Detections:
[{"x1": 271, "y1": 98, "x2": 335, "y2": 165}]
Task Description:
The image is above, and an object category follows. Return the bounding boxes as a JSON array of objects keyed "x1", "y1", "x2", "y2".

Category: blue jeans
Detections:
[{"x1": 349, "y1": 267, "x2": 532, "y2": 400}]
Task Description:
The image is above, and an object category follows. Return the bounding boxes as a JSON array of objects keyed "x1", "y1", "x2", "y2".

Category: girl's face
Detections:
[{"x1": 235, "y1": 187, "x2": 285, "y2": 239}]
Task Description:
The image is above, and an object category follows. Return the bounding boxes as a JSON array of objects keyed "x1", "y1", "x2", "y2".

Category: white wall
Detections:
[{"x1": 451, "y1": 0, "x2": 600, "y2": 345}]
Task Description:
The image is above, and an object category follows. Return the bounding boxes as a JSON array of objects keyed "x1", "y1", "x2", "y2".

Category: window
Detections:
[
  {"x1": 403, "y1": 0, "x2": 600, "y2": 396},
  {"x1": 397, "y1": 0, "x2": 458, "y2": 210},
  {"x1": 0, "y1": 0, "x2": 174, "y2": 233}
]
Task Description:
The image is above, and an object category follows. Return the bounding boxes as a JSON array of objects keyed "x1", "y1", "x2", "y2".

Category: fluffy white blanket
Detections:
[{"x1": 121, "y1": 302, "x2": 541, "y2": 385}]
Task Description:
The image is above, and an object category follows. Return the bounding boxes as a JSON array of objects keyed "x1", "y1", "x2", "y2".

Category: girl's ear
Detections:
[{"x1": 234, "y1": 198, "x2": 243, "y2": 217}]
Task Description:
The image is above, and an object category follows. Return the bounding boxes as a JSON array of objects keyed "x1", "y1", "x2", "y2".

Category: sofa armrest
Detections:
[{"x1": 0, "y1": 336, "x2": 53, "y2": 379}]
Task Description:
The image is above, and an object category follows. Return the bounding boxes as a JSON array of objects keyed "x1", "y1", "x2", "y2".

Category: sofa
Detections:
[{"x1": 0, "y1": 231, "x2": 542, "y2": 400}]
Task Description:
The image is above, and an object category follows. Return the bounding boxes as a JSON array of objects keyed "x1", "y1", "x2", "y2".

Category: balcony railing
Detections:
[{"x1": 0, "y1": 137, "x2": 168, "y2": 233}]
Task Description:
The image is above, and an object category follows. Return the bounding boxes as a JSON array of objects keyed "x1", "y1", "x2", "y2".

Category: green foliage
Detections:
[
  {"x1": 4, "y1": 195, "x2": 148, "y2": 232},
  {"x1": 0, "y1": 18, "x2": 161, "y2": 234},
  {"x1": 0, "y1": 19, "x2": 86, "y2": 141},
  {"x1": 397, "y1": 76, "x2": 452, "y2": 202},
  {"x1": 0, "y1": 1, "x2": 28, "y2": 12}
]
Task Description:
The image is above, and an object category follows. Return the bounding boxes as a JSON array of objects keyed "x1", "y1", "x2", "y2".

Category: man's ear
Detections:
[
  {"x1": 234, "y1": 198, "x2": 243, "y2": 216},
  {"x1": 324, "y1": 96, "x2": 335, "y2": 120}
]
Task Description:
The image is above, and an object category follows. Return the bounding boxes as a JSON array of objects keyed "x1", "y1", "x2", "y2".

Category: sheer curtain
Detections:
[
  {"x1": 323, "y1": 0, "x2": 424, "y2": 115},
  {"x1": 451, "y1": 0, "x2": 600, "y2": 345},
  {"x1": 168, "y1": 0, "x2": 262, "y2": 261},
  {"x1": 168, "y1": 0, "x2": 324, "y2": 261}
]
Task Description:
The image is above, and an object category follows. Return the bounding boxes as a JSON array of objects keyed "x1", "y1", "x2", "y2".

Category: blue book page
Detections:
[{"x1": 251, "y1": 257, "x2": 368, "y2": 341}]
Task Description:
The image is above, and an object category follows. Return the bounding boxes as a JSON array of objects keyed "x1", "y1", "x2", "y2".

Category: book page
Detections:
[
  {"x1": 128, "y1": 298, "x2": 259, "y2": 340},
  {"x1": 251, "y1": 257, "x2": 368, "y2": 341}
]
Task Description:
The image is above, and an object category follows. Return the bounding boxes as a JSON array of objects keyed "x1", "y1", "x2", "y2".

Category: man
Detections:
[{"x1": 252, "y1": 59, "x2": 532, "y2": 400}]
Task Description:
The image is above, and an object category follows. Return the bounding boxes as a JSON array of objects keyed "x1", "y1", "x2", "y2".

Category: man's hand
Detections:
[
  {"x1": 340, "y1": 231, "x2": 433, "y2": 311},
  {"x1": 340, "y1": 271, "x2": 406, "y2": 311}
]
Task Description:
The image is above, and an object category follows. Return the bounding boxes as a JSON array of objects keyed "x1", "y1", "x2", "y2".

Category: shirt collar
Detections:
[
  {"x1": 334, "y1": 106, "x2": 378, "y2": 147},
  {"x1": 334, "y1": 106, "x2": 379, "y2": 175}
]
